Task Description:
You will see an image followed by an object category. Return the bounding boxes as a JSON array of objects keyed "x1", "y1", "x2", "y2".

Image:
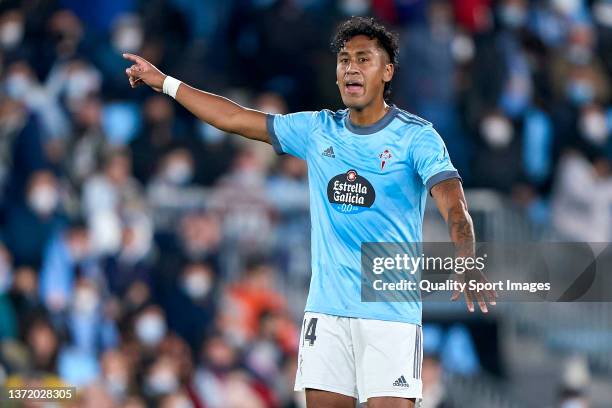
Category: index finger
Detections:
[{"x1": 122, "y1": 53, "x2": 146, "y2": 65}]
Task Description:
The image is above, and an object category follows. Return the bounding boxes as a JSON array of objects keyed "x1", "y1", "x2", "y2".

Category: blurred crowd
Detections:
[{"x1": 0, "y1": 0, "x2": 610, "y2": 407}]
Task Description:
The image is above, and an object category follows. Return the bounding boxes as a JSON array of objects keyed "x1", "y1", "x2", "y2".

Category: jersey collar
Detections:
[{"x1": 344, "y1": 105, "x2": 398, "y2": 135}]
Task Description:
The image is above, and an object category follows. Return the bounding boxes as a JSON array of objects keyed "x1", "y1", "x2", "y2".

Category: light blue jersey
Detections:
[{"x1": 267, "y1": 105, "x2": 460, "y2": 325}]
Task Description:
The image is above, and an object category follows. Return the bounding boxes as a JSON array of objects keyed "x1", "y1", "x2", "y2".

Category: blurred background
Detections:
[{"x1": 0, "y1": 0, "x2": 611, "y2": 407}]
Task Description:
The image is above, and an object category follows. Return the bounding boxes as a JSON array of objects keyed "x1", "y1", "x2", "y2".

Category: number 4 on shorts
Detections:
[{"x1": 303, "y1": 317, "x2": 318, "y2": 346}]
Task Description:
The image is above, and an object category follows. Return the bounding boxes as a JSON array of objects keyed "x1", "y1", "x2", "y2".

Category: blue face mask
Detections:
[{"x1": 566, "y1": 80, "x2": 595, "y2": 106}]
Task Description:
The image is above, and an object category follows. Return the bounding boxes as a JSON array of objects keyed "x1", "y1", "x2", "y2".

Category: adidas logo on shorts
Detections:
[{"x1": 393, "y1": 375, "x2": 410, "y2": 388}]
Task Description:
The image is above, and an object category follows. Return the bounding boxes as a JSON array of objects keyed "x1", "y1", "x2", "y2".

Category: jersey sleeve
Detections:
[
  {"x1": 409, "y1": 125, "x2": 462, "y2": 194},
  {"x1": 266, "y1": 111, "x2": 318, "y2": 160}
]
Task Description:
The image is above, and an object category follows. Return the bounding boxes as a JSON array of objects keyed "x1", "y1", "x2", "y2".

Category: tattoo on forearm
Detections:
[
  {"x1": 432, "y1": 179, "x2": 475, "y2": 258},
  {"x1": 447, "y1": 206, "x2": 475, "y2": 258}
]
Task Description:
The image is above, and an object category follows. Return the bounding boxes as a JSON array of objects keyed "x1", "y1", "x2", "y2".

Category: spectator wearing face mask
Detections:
[
  {"x1": 551, "y1": 24, "x2": 610, "y2": 105},
  {"x1": 158, "y1": 262, "x2": 217, "y2": 352},
  {"x1": 155, "y1": 334, "x2": 206, "y2": 408},
  {"x1": 0, "y1": 9, "x2": 25, "y2": 54},
  {"x1": 556, "y1": 387, "x2": 590, "y2": 408},
  {"x1": 2, "y1": 60, "x2": 70, "y2": 140},
  {"x1": 421, "y1": 354, "x2": 455, "y2": 408},
  {"x1": 66, "y1": 96, "x2": 112, "y2": 186},
  {"x1": 147, "y1": 147, "x2": 207, "y2": 231},
  {"x1": 128, "y1": 95, "x2": 179, "y2": 185},
  {"x1": 576, "y1": 104, "x2": 611, "y2": 154},
  {"x1": 244, "y1": 310, "x2": 298, "y2": 387},
  {"x1": 471, "y1": 111, "x2": 525, "y2": 192},
  {"x1": 266, "y1": 155, "x2": 310, "y2": 291},
  {"x1": 82, "y1": 148, "x2": 147, "y2": 256},
  {"x1": 397, "y1": 0, "x2": 470, "y2": 173},
  {"x1": 46, "y1": 58, "x2": 103, "y2": 116},
  {"x1": 193, "y1": 121, "x2": 237, "y2": 187},
  {"x1": 132, "y1": 305, "x2": 168, "y2": 352},
  {"x1": 38, "y1": 218, "x2": 98, "y2": 315},
  {"x1": 209, "y1": 148, "x2": 275, "y2": 258},
  {"x1": 154, "y1": 211, "x2": 221, "y2": 293},
  {"x1": 143, "y1": 354, "x2": 184, "y2": 404},
  {"x1": 102, "y1": 214, "x2": 154, "y2": 298},
  {"x1": 551, "y1": 149, "x2": 612, "y2": 241},
  {"x1": 4, "y1": 170, "x2": 66, "y2": 268},
  {"x1": 94, "y1": 349, "x2": 135, "y2": 405},
  {"x1": 65, "y1": 277, "x2": 119, "y2": 356},
  {"x1": 194, "y1": 333, "x2": 269, "y2": 408},
  {"x1": 92, "y1": 13, "x2": 145, "y2": 99}
]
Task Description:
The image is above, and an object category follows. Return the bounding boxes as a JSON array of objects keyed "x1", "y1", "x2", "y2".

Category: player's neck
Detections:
[{"x1": 348, "y1": 100, "x2": 390, "y2": 127}]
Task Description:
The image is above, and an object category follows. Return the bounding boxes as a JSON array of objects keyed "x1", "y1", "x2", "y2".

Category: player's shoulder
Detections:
[
  {"x1": 391, "y1": 107, "x2": 440, "y2": 144},
  {"x1": 392, "y1": 107, "x2": 432, "y2": 129}
]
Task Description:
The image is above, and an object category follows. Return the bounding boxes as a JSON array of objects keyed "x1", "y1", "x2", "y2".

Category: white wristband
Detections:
[{"x1": 162, "y1": 76, "x2": 182, "y2": 99}]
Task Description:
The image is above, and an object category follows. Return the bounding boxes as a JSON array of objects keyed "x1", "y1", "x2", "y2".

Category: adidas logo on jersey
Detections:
[
  {"x1": 322, "y1": 146, "x2": 335, "y2": 158},
  {"x1": 393, "y1": 375, "x2": 410, "y2": 388}
]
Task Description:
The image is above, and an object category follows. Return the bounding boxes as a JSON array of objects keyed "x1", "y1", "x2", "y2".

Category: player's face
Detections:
[{"x1": 336, "y1": 35, "x2": 394, "y2": 110}]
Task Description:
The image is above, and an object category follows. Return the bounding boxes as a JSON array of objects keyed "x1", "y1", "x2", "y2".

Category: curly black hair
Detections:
[{"x1": 331, "y1": 17, "x2": 399, "y2": 99}]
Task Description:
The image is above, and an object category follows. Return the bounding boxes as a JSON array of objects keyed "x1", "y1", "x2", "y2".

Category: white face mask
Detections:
[
  {"x1": 66, "y1": 69, "x2": 101, "y2": 102},
  {"x1": 5, "y1": 73, "x2": 33, "y2": 100},
  {"x1": 481, "y1": 116, "x2": 514, "y2": 148},
  {"x1": 28, "y1": 185, "x2": 59, "y2": 215},
  {"x1": 551, "y1": 0, "x2": 581, "y2": 15},
  {"x1": 451, "y1": 34, "x2": 475, "y2": 63},
  {"x1": 163, "y1": 160, "x2": 193, "y2": 185},
  {"x1": 0, "y1": 20, "x2": 24, "y2": 49},
  {"x1": 579, "y1": 111, "x2": 608, "y2": 145},
  {"x1": 112, "y1": 25, "x2": 143, "y2": 53},
  {"x1": 135, "y1": 313, "x2": 167, "y2": 346},
  {"x1": 146, "y1": 368, "x2": 179, "y2": 395},
  {"x1": 73, "y1": 287, "x2": 100, "y2": 315},
  {"x1": 594, "y1": 1, "x2": 612, "y2": 27},
  {"x1": 104, "y1": 372, "x2": 128, "y2": 398},
  {"x1": 182, "y1": 272, "x2": 212, "y2": 300},
  {"x1": 560, "y1": 399, "x2": 587, "y2": 408}
]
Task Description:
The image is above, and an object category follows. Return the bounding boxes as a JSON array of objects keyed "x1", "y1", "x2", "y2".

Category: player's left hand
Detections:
[{"x1": 451, "y1": 269, "x2": 497, "y2": 313}]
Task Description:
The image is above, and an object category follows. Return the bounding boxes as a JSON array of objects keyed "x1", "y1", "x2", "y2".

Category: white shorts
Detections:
[{"x1": 294, "y1": 312, "x2": 423, "y2": 404}]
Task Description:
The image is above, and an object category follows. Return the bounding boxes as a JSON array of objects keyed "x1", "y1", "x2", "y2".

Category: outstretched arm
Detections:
[
  {"x1": 431, "y1": 179, "x2": 475, "y2": 258},
  {"x1": 123, "y1": 53, "x2": 270, "y2": 143},
  {"x1": 430, "y1": 178, "x2": 496, "y2": 312}
]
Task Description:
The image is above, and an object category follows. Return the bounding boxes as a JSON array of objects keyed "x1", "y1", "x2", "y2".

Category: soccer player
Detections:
[{"x1": 124, "y1": 16, "x2": 495, "y2": 408}]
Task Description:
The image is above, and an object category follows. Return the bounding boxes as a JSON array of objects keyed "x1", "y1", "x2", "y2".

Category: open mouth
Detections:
[{"x1": 345, "y1": 80, "x2": 364, "y2": 94}]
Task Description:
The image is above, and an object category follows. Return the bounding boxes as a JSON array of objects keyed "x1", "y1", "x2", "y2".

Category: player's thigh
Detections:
[
  {"x1": 306, "y1": 388, "x2": 357, "y2": 408},
  {"x1": 295, "y1": 312, "x2": 358, "y2": 400},
  {"x1": 367, "y1": 396, "x2": 416, "y2": 408},
  {"x1": 353, "y1": 319, "x2": 423, "y2": 403}
]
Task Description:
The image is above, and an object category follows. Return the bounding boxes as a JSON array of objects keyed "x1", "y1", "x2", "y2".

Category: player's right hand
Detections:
[
  {"x1": 123, "y1": 53, "x2": 165, "y2": 92},
  {"x1": 451, "y1": 268, "x2": 497, "y2": 313}
]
